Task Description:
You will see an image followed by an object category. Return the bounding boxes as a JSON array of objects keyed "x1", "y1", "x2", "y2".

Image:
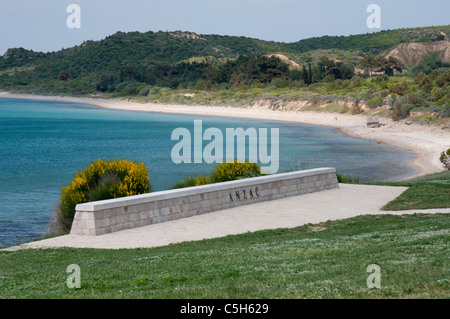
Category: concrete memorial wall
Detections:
[{"x1": 71, "y1": 167, "x2": 339, "y2": 236}]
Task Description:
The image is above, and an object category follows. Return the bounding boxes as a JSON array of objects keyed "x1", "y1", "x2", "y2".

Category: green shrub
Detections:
[
  {"x1": 170, "y1": 162, "x2": 263, "y2": 189},
  {"x1": 366, "y1": 96, "x2": 383, "y2": 108},
  {"x1": 392, "y1": 102, "x2": 410, "y2": 121},
  {"x1": 433, "y1": 88, "x2": 447, "y2": 102},
  {"x1": 120, "y1": 82, "x2": 142, "y2": 95},
  {"x1": 339, "y1": 105, "x2": 349, "y2": 114},
  {"x1": 158, "y1": 87, "x2": 172, "y2": 94},
  {"x1": 147, "y1": 86, "x2": 162, "y2": 95},
  {"x1": 440, "y1": 149, "x2": 450, "y2": 170},
  {"x1": 336, "y1": 173, "x2": 359, "y2": 184},
  {"x1": 351, "y1": 76, "x2": 363, "y2": 88},
  {"x1": 389, "y1": 82, "x2": 409, "y2": 96},
  {"x1": 87, "y1": 172, "x2": 121, "y2": 202},
  {"x1": 371, "y1": 74, "x2": 390, "y2": 84},
  {"x1": 138, "y1": 85, "x2": 151, "y2": 96},
  {"x1": 57, "y1": 159, "x2": 151, "y2": 231},
  {"x1": 171, "y1": 175, "x2": 211, "y2": 189},
  {"x1": 406, "y1": 94, "x2": 425, "y2": 106},
  {"x1": 436, "y1": 71, "x2": 450, "y2": 88},
  {"x1": 440, "y1": 102, "x2": 450, "y2": 117},
  {"x1": 435, "y1": 94, "x2": 449, "y2": 106},
  {"x1": 351, "y1": 103, "x2": 362, "y2": 115}
]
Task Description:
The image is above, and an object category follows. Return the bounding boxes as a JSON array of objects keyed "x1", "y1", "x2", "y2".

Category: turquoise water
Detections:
[{"x1": 0, "y1": 98, "x2": 416, "y2": 246}]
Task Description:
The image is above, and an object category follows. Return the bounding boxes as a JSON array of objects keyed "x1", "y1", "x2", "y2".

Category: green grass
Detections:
[
  {"x1": 0, "y1": 214, "x2": 448, "y2": 299},
  {"x1": 1, "y1": 171, "x2": 448, "y2": 299},
  {"x1": 381, "y1": 171, "x2": 450, "y2": 211}
]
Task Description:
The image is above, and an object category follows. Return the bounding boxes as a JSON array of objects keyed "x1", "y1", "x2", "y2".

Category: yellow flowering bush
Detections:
[
  {"x1": 193, "y1": 175, "x2": 210, "y2": 186},
  {"x1": 58, "y1": 159, "x2": 151, "y2": 231},
  {"x1": 170, "y1": 175, "x2": 210, "y2": 189},
  {"x1": 210, "y1": 161, "x2": 261, "y2": 183},
  {"x1": 170, "y1": 162, "x2": 262, "y2": 189}
]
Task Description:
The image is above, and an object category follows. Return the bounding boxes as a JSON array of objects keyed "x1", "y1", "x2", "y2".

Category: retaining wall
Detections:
[{"x1": 71, "y1": 167, "x2": 339, "y2": 236}]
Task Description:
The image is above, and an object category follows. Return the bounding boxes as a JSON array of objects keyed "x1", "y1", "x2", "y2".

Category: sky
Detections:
[{"x1": 0, "y1": 0, "x2": 449, "y2": 55}]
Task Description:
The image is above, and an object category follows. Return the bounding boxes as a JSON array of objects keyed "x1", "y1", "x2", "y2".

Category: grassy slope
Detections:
[
  {"x1": 1, "y1": 172, "x2": 449, "y2": 299},
  {"x1": 0, "y1": 214, "x2": 448, "y2": 299},
  {"x1": 381, "y1": 171, "x2": 450, "y2": 211}
]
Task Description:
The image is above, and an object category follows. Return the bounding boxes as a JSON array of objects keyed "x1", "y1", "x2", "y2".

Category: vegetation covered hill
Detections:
[
  {"x1": 1, "y1": 25, "x2": 449, "y2": 123},
  {"x1": 290, "y1": 25, "x2": 450, "y2": 54}
]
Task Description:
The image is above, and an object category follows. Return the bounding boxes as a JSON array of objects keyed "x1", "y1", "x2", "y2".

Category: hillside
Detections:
[
  {"x1": 0, "y1": 26, "x2": 449, "y2": 123},
  {"x1": 289, "y1": 26, "x2": 450, "y2": 53},
  {"x1": 1, "y1": 25, "x2": 450, "y2": 82},
  {"x1": 385, "y1": 40, "x2": 450, "y2": 68}
]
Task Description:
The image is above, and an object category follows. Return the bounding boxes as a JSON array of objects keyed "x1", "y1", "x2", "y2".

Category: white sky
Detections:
[{"x1": 0, "y1": 0, "x2": 449, "y2": 55}]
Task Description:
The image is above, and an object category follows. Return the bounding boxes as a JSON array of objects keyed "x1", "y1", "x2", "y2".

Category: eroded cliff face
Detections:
[{"x1": 384, "y1": 40, "x2": 450, "y2": 67}]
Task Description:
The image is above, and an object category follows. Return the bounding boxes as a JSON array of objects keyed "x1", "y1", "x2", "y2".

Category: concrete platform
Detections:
[{"x1": 3, "y1": 184, "x2": 449, "y2": 251}]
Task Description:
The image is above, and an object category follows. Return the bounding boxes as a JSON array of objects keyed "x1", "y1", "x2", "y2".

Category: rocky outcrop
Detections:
[{"x1": 384, "y1": 40, "x2": 450, "y2": 67}]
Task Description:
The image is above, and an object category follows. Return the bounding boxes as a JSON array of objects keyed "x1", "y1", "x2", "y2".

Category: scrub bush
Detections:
[
  {"x1": 170, "y1": 161, "x2": 262, "y2": 189},
  {"x1": 440, "y1": 149, "x2": 450, "y2": 170},
  {"x1": 366, "y1": 96, "x2": 383, "y2": 108},
  {"x1": 57, "y1": 159, "x2": 151, "y2": 231},
  {"x1": 210, "y1": 161, "x2": 262, "y2": 183},
  {"x1": 171, "y1": 175, "x2": 211, "y2": 189}
]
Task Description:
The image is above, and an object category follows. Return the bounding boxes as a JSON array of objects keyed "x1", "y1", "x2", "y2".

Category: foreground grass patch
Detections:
[
  {"x1": 381, "y1": 171, "x2": 450, "y2": 211},
  {"x1": 0, "y1": 214, "x2": 448, "y2": 299}
]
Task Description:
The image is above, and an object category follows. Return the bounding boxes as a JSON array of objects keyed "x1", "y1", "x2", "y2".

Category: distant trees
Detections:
[
  {"x1": 317, "y1": 57, "x2": 355, "y2": 81},
  {"x1": 58, "y1": 71, "x2": 69, "y2": 82},
  {"x1": 225, "y1": 55, "x2": 290, "y2": 87},
  {"x1": 411, "y1": 52, "x2": 450, "y2": 75},
  {"x1": 378, "y1": 56, "x2": 404, "y2": 76},
  {"x1": 360, "y1": 53, "x2": 377, "y2": 76},
  {"x1": 94, "y1": 55, "x2": 295, "y2": 91},
  {"x1": 299, "y1": 57, "x2": 355, "y2": 84},
  {"x1": 90, "y1": 54, "x2": 361, "y2": 94},
  {"x1": 414, "y1": 72, "x2": 433, "y2": 93},
  {"x1": 95, "y1": 73, "x2": 118, "y2": 92},
  {"x1": 360, "y1": 53, "x2": 403, "y2": 76}
]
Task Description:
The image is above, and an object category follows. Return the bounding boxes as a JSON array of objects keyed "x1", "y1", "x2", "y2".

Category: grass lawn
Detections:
[
  {"x1": 381, "y1": 171, "x2": 450, "y2": 211},
  {"x1": 1, "y1": 171, "x2": 448, "y2": 299},
  {"x1": 0, "y1": 214, "x2": 448, "y2": 299}
]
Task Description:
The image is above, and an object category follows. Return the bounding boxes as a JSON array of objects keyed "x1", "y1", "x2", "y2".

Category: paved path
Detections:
[{"x1": 3, "y1": 184, "x2": 449, "y2": 251}]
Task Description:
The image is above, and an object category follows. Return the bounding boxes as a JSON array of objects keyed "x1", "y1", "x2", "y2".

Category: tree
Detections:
[
  {"x1": 290, "y1": 69, "x2": 302, "y2": 81},
  {"x1": 378, "y1": 56, "x2": 403, "y2": 76},
  {"x1": 301, "y1": 55, "x2": 313, "y2": 85},
  {"x1": 58, "y1": 71, "x2": 69, "y2": 82},
  {"x1": 308, "y1": 62, "x2": 312, "y2": 85},
  {"x1": 359, "y1": 53, "x2": 377, "y2": 76},
  {"x1": 95, "y1": 73, "x2": 118, "y2": 92},
  {"x1": 302, "y1": 67, "x2": 310, "y2": 85}
]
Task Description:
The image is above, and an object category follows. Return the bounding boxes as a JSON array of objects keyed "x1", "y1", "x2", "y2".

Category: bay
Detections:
[{"x1": 0, "y1": 98, "x2": 416, "y2": 246}]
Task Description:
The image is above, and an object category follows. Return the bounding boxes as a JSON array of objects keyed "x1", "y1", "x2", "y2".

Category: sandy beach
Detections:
[{"x1": 1, "y1": 91, "x2": 449, "y2": 179}]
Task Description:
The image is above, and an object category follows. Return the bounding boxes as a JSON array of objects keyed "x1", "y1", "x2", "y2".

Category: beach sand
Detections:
[{"x1": 1, "y1": 92, "x2": 449, "y2": 179}]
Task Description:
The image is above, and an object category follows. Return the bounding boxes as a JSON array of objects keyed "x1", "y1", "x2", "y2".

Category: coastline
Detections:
[{"x1": 1, "y1": 91, "x2": 449, "y2": 179}]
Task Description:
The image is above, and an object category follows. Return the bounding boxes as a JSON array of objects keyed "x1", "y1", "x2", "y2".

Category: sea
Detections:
[{"x1": 0, "y1": 98, "x2": 417, "y2": 247}]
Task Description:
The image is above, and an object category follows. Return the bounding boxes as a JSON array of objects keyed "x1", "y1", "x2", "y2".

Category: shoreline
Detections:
[{"x1": 1, "y1": 92, "x2": 449, "y2": 180}]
